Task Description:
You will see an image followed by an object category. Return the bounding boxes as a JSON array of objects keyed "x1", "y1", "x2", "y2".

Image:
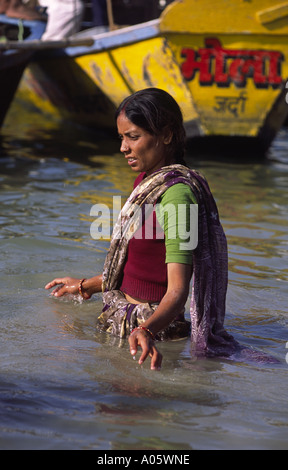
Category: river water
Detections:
[{"x1": 0, "y1": 101, "x2": 287, "y2": 450}]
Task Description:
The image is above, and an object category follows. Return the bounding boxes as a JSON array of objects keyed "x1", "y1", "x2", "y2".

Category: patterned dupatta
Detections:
[{"x1": 102, "y1": 164, "x2": 237, "y2": 357}]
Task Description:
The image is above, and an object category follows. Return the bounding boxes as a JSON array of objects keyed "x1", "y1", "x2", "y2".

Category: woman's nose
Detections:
[{"x1": 120, "y1": 139, "x2": 129, "y2": 153}]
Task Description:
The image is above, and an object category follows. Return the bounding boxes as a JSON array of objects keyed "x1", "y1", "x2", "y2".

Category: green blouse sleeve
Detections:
[{"x1": 155, "y1": 183, "x2": 197, "y2": 265}]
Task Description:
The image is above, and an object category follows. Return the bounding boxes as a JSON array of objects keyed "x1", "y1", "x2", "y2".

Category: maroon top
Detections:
[{"x1": 120, "y1": 173, "x2": 167, "y2": 301}]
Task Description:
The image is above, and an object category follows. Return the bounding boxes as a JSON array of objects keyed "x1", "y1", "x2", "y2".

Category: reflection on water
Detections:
[{"x1": 0, "y1": 102, "x2": 288, "y2": 449}]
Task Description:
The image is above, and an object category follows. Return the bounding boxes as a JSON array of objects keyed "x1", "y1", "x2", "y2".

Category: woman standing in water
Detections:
[{"x1": 45, "y1": 88, "x2": 237, "y2": 370}]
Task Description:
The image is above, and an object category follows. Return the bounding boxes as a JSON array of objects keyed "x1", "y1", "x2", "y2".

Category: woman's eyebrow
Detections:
[{"x1": 120, "y1": 130, "x2": 139, "y2": 137}]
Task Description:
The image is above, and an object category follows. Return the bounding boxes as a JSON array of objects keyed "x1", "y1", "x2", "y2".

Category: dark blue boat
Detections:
[{"x1": 0, "y1": 14, "x2": 46, "y2": 126}]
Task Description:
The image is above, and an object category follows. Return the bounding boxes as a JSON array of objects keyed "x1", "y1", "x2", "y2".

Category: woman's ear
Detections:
[{"x1": 163, "y1": 127, "x2": 173, "y2": 145}]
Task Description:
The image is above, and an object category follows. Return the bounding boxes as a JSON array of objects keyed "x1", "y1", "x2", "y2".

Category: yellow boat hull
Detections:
[{"x1": 16, "y1": 0, "x2": 288, "y2": 149}]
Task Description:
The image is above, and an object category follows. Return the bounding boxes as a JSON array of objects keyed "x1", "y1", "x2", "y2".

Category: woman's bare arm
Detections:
[{"x1": 128, "y1": 263, "x2": 192, "y2": 369}]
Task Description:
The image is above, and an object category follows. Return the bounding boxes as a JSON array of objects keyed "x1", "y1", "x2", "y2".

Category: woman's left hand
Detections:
[{"x1": 128, "y1": 330, "x2": 162, "y2": 371}]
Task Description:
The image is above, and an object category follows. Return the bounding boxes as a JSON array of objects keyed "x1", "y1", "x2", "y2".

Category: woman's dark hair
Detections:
[{"x1": 115, "y1": 88, "x2": 187, "y2": 165}]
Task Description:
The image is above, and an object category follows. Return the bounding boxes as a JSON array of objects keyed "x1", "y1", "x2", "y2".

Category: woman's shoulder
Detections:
[{"x1": 160, "y1": 183, "x2": 197, "y2": 205}]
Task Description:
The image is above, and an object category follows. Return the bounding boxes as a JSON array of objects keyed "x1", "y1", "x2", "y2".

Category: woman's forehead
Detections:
[{"x1": 117, "y1": 113, "x2": 142, "y2": 134}]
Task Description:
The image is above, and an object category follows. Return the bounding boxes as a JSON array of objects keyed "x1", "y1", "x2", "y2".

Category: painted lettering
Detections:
[
  {"x1": 181, "y1": 38, "x2": 283, "y2": 88},
  {"x1": 213, "y1": 92, "x2": 247, "y2": 117}
]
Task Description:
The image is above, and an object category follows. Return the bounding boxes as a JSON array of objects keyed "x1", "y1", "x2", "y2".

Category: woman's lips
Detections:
[{"x1": 127, "y1": 158, "x2": 137, "y2": 165}]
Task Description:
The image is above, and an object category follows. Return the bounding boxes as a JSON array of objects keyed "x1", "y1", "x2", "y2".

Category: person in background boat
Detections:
[
  {"x1": 45, "y1": 88, "x2": 237, "y2": 370},
  {"x1": 38, "y1": 0, "x2": 84, "y2": 40},
  {"x1": 91, "y1": 0, "x2": 107, "y2": 27},
  {"x1": 0, "y1": 0, "x2": 45, "y2": 20}
]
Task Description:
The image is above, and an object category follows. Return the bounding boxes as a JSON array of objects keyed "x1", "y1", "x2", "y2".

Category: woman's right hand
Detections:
[
  {"x1": 45, "y1": 277, "x2": 80, "y2": 297},
  {"x1": 129, "y1": 328, "x2": 162, "y2": 371}
]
